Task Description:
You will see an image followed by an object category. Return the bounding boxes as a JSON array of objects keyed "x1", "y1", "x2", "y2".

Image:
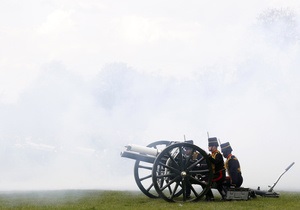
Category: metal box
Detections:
[{"x1": 226, "y1": 188, "x2": 250, "y2": 200}]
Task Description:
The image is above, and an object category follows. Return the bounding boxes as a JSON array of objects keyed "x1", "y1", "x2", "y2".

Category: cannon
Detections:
[
  {"x1": 121, "y1": 140, "x2": 295, "y2": 202},
  {"x1": 121, "y1": 140, "x2": 214, "y2": 202}
]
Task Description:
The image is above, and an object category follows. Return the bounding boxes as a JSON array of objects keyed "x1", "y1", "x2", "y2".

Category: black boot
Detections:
[
  {"x1": 217, "y1": 186, "x2": 227, "y2": 201},
  {"x1": 205, "y1": 190, "x2": 215, "y2": 201}
]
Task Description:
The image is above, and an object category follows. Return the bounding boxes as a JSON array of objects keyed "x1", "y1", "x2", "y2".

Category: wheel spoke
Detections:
[
  {"x1": 185, "y1": 149, "x2": 193, "y2": 166},
  {"x1": 158, "y1": 161, "x2": 181, "y2": 174},
  {"x1": 188, "y1": 182, "x2": 199, "y2": 197},
  {"x1": 166, "y1": 152, "x2": 180, "y2": 170},
  {"x1": 139, "y1": 174, "x2": 152, "y2": 181},
  {"x1": 182, "y1": 179, "x2": 187, "y2": 201},
  {"x1": 146, "y1": 182, "x2": 154, "y2": 192},
  {"x1": 160, "y1": 175, "x2": 181, "y2": 191},
  {"x1": 178, "y1": 146, "x2": 184, "y2": 169},
  {"x1": 186, "y1": 156, "x2": 205, "y2": 171},
  {"x1": 189, "y1": 175, "x2": 208, "y2": 187},
  {"x1": 170, "y1": 182, "x2": 180, "y2": 199},
  {"x1": 156, "y1": 173, "x2": 177, "y2": 179},
  {"x1": 189, "y1": 168, "x2": 210, "y2": 175},
  {"x1": 138, "y1": 165, "x2": 152, "y2": 170}
]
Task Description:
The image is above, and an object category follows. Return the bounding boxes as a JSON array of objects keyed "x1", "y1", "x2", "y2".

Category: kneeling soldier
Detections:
[
  {"x1": 221, "y1": 142, "x2": 243, "y2": 188},
  {"x1": 206, "y1": 137, "x2": 226, "y2": 200}
]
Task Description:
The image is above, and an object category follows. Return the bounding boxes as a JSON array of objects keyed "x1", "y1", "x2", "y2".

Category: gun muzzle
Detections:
[{"x1": 125, "y1": 144, "x2": 161, "y2": 156}]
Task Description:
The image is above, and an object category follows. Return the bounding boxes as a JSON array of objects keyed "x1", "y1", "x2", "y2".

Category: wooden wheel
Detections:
[
  {"x1": 134, "y1": 140, "x2": 171, "y2": 198},
  {"x1": 152, "y1": 142, "x2": 213, "y2": 202}
]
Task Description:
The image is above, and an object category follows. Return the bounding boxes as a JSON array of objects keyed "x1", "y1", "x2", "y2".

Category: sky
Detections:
[{"x1": 0, "y1": 0, "x2": 299, "y2": 192}]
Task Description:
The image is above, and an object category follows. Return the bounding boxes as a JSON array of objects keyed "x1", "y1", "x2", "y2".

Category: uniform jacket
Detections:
[
  {"x1": 225, "y1": 154, "x2": 243, "y2": 187},
  {"x1": 209, "y1": 150, "x2": 225, "y2": 182}
]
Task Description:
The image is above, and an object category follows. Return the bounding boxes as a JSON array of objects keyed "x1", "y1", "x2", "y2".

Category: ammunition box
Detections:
[{"x1": 226, "y1": 188, "x2": 250, "y2": 200}]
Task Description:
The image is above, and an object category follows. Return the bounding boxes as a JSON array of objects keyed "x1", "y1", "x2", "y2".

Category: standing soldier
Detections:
[
  {"x1": 221, "y1": 142, "x2": 243, "y2": 188},
  {"x1": 206, "y1": 137, "x2": 226, "y2": 200}
]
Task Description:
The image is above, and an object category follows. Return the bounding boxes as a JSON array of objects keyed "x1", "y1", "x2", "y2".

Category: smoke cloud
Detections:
[{"x1": 0, "y1": 1, "x2": 299, "y2": 192}]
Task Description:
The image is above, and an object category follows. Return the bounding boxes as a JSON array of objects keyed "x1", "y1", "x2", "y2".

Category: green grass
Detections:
[{"x1": 0, "y1": 190, "x2": 299, "y2": 210}]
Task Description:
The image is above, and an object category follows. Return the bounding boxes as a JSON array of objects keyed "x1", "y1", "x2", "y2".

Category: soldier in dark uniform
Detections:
[
  {"x1": 183, "y1": 140, "x2": 203, "y2": 199},
  {"x1": 221, "y1": 142, "x2": 243, "y2": 188},
  {"x1": 206, "y1": 137, "x2": 226, "y2": 200}
]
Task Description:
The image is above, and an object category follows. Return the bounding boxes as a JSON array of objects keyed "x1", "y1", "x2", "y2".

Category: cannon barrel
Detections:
[
  {"x1": 120, "y1": 144, "x2": 162, "y2": 163},
  {"x1": 120, "y1": 151, "x2": 156, "y2": 163},
  {"x1": 124, "y1": 144, "x2": 161, "y2": 156}
]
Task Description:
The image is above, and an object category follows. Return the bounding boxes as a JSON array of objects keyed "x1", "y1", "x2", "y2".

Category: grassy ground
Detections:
[{"x1": 0, "y1": 190, "x2": 299, "y2": 210}]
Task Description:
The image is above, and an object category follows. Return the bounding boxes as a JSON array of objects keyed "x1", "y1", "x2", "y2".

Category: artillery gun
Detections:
[
  {"x1": 121, "y1": 140, "x2": 295, "y2": 202},
  {"x1": 121, "y1": 140, "x2": 213, "y2": 202}
]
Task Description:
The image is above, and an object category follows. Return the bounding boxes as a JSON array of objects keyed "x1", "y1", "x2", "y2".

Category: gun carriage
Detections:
[
  {"x1": 121, "y1": 140, "x2": 295, "y2": 202},
  {"x1": 121, "y1": 140, "x2": 213, "y2": 202}
]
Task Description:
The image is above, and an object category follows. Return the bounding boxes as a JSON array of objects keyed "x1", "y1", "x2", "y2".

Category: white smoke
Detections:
[{"x1": 0, "y1": 1, "x2": 299, "y2": 191}]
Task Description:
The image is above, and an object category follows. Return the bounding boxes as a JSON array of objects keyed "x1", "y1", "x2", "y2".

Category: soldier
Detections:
[
  {"x1": 221, "y1": 142, "x2": 243, "y2": 188},
  {"x1": 206, "y1": 137, "x2": 226, "y2": 201},
  {"x1": 183, "y1": 140, "x2": 202, "y2": 199}
]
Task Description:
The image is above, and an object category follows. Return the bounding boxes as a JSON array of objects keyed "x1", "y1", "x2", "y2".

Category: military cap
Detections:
[{"x1": 208, "y1": 137, "x2": 219, "y2": 147}]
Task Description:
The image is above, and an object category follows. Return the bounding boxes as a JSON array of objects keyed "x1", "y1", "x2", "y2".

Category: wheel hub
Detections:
[{"x1": 181, "y1": 171, "x2": 187, "y2": 177}]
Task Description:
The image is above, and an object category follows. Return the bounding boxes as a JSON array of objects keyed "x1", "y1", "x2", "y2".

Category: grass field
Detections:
[{"x1": 0, "y1": 190, "x2": 299, "y2": 210}]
